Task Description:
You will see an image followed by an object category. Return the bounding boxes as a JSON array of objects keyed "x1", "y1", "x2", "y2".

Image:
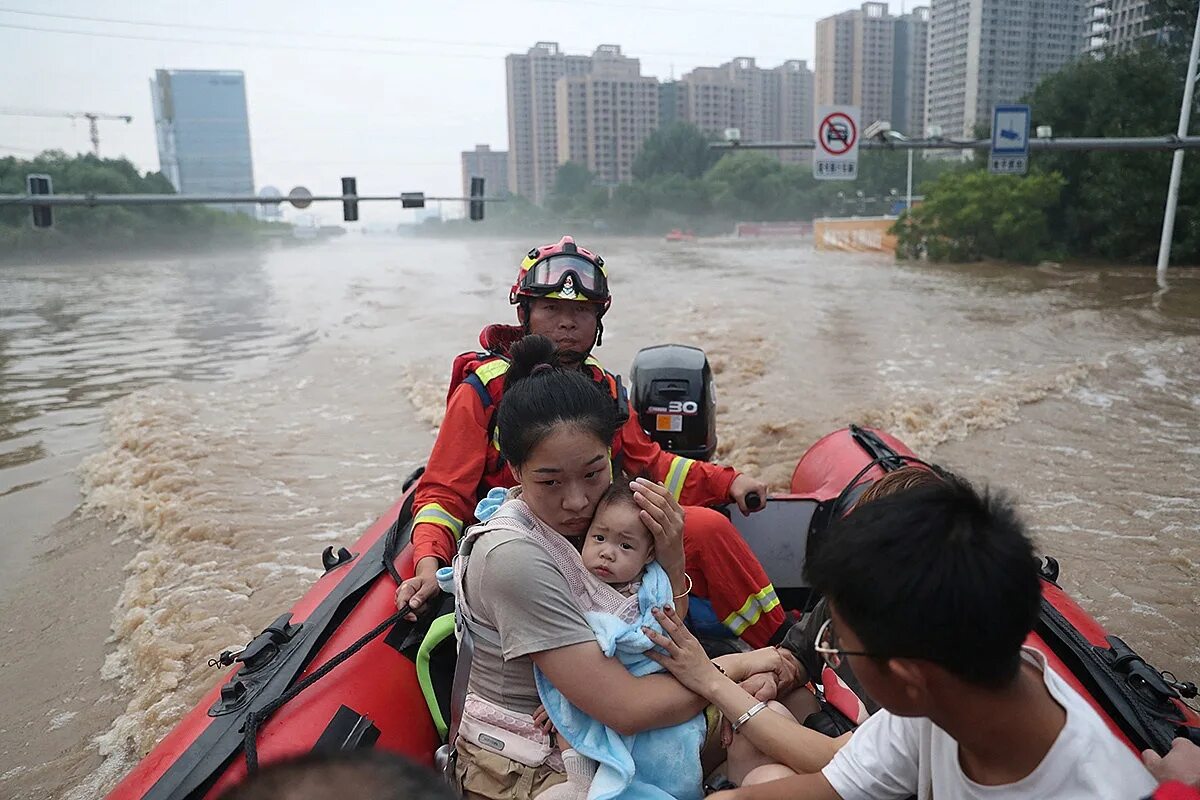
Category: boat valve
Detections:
[
  {"x1": 209, "y1": 646, "x2": 246, "y2": 668},
  {"x1": 1162, "y1": 671, "x2": 1199, "y2": 699}
]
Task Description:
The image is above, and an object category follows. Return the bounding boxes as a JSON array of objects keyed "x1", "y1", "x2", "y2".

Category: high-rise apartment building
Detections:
[
  {"x1": 816, "y1": 3, "x2": 892, "y2": 128},
  {"x1": 775, "y1": 60, "x2": 816, "y2": 162},
  {"x1": 816, "y1": 12, "x2": 857, "y2": 108},
  {"x1": 852, "y1": 2, "x2": 896, "y2": 127},
  {"x1": 926, "y1": 0, "x2": 1085, "y2": 140},
  {"x1": 815, "y1": 3, "x2": 929, "y2": 136},
  {"x1": 555, "y1": 46, "x2": 658, "y2": 186},
  {"x1": 505, "y1": 42, "x2": 591, "y2": 205},
  {"x1": 1084, "y1": 0, "x2": 1160, "y2": 54},
  {"x1": 675, "y1": 58, "x2": 813, "y2": 161},
  {"x1": 461, "y1": 144, "x2": 509, "y2": 200},
  {"x1": 150, "y1": 69, "x2": 254, "y2": 215},
  {"x1": 893, "y1": 8, "x2": 931, "y2": 137}
]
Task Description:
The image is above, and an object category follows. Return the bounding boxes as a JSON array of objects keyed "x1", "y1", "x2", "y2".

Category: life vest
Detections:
[{"x1": 446, "y1": 350, "x2": 630, "y2": 498}]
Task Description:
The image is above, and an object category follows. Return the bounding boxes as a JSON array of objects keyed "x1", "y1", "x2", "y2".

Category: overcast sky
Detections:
[{"x1": 0, "y1": 0, "x2": 915, "y2": 223}]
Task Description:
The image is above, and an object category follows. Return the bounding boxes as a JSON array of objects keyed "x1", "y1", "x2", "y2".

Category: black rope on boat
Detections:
[
  {"x1": 243, "y1": 605, "x2": 411, "y2": 774},
  {"x1": 382, "y1": 514, "x2": 405, "y2": 586}
]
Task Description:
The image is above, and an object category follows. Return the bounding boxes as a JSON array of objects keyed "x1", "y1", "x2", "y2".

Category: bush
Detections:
[{"x1": 893, "y1": 170, "x2": 1066, "y2": 263}]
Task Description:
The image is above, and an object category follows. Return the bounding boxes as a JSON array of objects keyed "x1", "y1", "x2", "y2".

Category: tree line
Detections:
[{"x1": 0, "y1": 151, "x2": 277, "y2": 258}]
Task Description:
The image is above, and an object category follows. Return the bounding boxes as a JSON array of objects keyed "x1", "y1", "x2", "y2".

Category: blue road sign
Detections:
[{"x1": 992, "y1": 105, "x2": 1031, "y2": 156}]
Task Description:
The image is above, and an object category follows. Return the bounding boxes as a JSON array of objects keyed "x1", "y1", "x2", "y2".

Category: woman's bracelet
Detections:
[
  {"x1": 731, "y1": 700, "x2": 769, "y2": 733},
  {"x1": 672, "y1": 572, "x2": 693, "y2": 600}
]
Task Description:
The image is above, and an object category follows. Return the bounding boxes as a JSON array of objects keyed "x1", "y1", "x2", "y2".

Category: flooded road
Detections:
[{"x1": 1, "y1": 236, "x2": 1197, "y2": 798}]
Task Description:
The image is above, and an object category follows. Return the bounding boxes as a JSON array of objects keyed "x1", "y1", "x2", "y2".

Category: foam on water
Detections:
[
  {"x1": 5, "y1": 239, "x2": 1195, "y2": 800},
  {"x1": 71, "y1": 350, "x2": 430, "y2": 794}
]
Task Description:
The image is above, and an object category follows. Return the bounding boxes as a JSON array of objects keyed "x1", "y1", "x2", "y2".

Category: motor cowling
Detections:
[{"x1": 629, "y1": 344, "x2": 717, "y2": 462}]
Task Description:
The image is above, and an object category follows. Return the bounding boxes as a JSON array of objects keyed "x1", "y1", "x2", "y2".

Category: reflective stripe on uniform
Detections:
[
  {"x1": 413, "y1": 503, "x2": 465, "y2": 541},
  {"x1": 474, "y1": 359, "x2": 510, "y2": 386},
  {"x1": 722, "y1": 585, "x2": 782, "y2": 637},
  {"x1": 663, "y1": 455, "x2": 695, "y2": 500}
]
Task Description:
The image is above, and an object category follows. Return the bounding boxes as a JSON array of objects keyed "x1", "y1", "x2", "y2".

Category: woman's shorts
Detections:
[{"x1": 454, "y1": 738, "x2": 567, "y2": 800}]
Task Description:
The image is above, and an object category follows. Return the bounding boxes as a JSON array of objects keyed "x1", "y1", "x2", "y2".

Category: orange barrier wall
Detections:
[{"x1": 813, "y1": 216, "x2": 898, "y2": 254}]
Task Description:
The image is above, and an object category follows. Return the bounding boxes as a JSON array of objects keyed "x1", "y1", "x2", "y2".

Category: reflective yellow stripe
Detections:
[
  {"x1": 663, "y1": 455, "x2": 695, "y2": 500},
  {"x1": 722, "y1": 585, "x2": 782, "y2": 636},
  {"x1": 584, "y1": 355, "x2": 604, "y2": 370},
  {"x1": 491, "y1": 424, "x2": 501, "y2": 452},
  {"x1": 474, "y1": 359, "x2": 510, "y2": 385},
  {"x1": 413, "y1": 503, "x2": 465, "y2": 541}
]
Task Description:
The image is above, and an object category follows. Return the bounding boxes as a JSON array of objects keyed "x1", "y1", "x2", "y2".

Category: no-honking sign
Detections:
[{"x1": 814, "y1": 105, "x2": 860, "y2": 181}]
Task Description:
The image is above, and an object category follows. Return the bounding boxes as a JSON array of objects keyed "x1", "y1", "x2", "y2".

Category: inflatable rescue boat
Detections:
[{"x1": 106, "y1": 346, "x2": 1200, "y2": 799}]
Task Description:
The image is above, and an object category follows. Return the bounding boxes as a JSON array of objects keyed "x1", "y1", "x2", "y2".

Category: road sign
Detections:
[
  {"x1": 988, "y1": 154, "x2": 1029, "y2": 174},
  {"x1": 288, "y1": 186, "x2": 313, "y2": 209},
  {"x1": 990, "y1": 104, "x2": 1030, "y2": 175},
  {"x1": 814, "y1": 105, "x2": 859, "y2": 181}
]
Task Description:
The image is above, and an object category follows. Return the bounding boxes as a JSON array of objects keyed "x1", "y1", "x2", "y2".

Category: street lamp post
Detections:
[{"x1": 905, "y1": 148, "x2": 914, "y2": 211}]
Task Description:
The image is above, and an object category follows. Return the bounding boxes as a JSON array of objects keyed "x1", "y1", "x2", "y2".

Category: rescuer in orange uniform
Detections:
[{"x1": 396, "y1": 236, "x2": 786, "y2": 648}]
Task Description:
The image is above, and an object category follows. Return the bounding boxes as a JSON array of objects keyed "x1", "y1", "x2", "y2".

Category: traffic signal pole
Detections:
[{"x1": 1156, "y1": 0, "x2": 1200, "y2": 289}]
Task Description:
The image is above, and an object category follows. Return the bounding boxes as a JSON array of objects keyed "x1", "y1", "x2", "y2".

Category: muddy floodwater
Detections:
[{"x1": 1, "y1": 236, "x2": 1197, "y2": 798}]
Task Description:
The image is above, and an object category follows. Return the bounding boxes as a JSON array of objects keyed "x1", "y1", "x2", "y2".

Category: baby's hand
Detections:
[{"x1": 532, "y1": 704, "x2": 556, "y2": 736}]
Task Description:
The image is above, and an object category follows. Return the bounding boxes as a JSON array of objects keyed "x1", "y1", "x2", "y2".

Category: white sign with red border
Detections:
[{"x1": 813, "y1": 105, "x2": 860, "y2": 181}]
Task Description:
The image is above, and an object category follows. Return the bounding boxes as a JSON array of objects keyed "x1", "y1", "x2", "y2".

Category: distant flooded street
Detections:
[{"x1": 1, "y1": 236, "x2": 1197, "y2": 798}]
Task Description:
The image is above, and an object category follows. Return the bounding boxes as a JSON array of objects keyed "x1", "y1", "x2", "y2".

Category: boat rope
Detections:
[{"x1": 243, "y1": 603, "x2": 412, "y2": 774}]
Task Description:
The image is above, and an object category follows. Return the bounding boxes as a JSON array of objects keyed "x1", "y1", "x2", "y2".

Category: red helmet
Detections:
[{"x1": 509, "y1": 235, "x2": 611, "y2": 313}]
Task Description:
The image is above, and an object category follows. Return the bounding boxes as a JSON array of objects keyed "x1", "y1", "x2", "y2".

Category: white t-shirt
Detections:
[{"x1": 822, "y1": 648, "x2": 1157, "y2": 800}]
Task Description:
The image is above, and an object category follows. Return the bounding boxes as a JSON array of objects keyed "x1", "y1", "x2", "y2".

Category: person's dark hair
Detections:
[
  {"x1": 498, "y1": 334, "x2": 619, "y2": 468},
  {"x1": 598, "y1": 479, "x2": 637, "y2": 511},
  {"x1": 806, "y1": 475, "x2": 1040, "y2": 688},
  {"x1": 217, "y1": 749, "x2": 456, "y2": 800}
]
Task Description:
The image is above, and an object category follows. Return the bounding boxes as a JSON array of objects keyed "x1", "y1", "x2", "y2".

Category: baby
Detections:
[
  {"x1": 538, "y1": 482, "x2": 703, "y2": 800},
  {"x1": 580, "y1": 481, "x2": 656, "y2": 595}
]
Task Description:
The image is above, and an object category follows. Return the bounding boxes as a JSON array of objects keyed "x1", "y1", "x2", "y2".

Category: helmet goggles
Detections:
[{"x1": 519, "y1": 254, "x2": 608, "y2": 302}]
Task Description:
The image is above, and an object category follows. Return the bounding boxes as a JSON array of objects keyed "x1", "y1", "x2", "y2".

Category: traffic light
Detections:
[
  {"x1": 401, "y1": 192, "x2": 425, "y2": 209},
  {"x1": 26, "y1": 174, "x2": 52, "y2": 228},
  {"x1": 341, "y1": 177, "x2": 358, "y2": 222},
  {"x1": 469, "y1": 177, "x2": 485, "y2": 221}
]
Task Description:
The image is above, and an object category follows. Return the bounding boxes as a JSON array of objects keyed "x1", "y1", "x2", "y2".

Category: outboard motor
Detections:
[{"x1": 629, "y1": 344, "x2": 717, "y2": 461}]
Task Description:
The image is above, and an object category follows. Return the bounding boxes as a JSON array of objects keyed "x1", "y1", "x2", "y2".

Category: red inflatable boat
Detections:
[{"x1": 106, "y1": 424, "x2": 1200, "y2": 799}]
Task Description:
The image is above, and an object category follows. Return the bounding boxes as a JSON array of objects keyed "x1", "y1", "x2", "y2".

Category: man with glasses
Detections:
[
  {"x1": 713, "y1": 477, "x2": 1155, "y2": 799},
  {"x1": 396, "y1": 236, "x2": 786, "y2": 649}
]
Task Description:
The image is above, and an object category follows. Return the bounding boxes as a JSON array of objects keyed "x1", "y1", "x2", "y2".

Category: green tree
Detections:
[
  {"x1": 1025, "y1": 45, "x2": 1200, "y2": 262},
  {"x1": 893, "y1": 170, "x2": 1066, "y2": 263},
  {"x1": 549, "y1": 161, "x2": 595, "y2": 213},
  {"x1": 703, "y1": 151, "x2": 789, "y2": 218},
  {"x1": 608, "y1": 183, "x2": 652, "y2": 228},
  {"x1": 1148, "y1": 0, "x2": 1198, "y2": 55},
  {"x1": 646, "y1": 175, "x2": 711, "y2": 216},
  {"x1": 0, "y1": 150, "x2": 270, "y2": 256},
  {"x1": 632, "y1": 122, "x2": 722, "y2": 181}
]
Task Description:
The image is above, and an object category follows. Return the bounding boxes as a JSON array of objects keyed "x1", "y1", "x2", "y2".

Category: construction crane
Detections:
[{"x1": 0, "y1": 108, "x2": 132, "y2": 157}]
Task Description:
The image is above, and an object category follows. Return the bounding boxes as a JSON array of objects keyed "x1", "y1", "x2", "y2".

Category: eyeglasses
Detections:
[{"x1": 813, "y1": 617, "x2": 882, "y2": 670}]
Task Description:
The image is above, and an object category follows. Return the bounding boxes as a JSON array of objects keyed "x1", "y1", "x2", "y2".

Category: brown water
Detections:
[{"x1": 0, "y1": 237, "x2": 1197, "y2": 798}]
